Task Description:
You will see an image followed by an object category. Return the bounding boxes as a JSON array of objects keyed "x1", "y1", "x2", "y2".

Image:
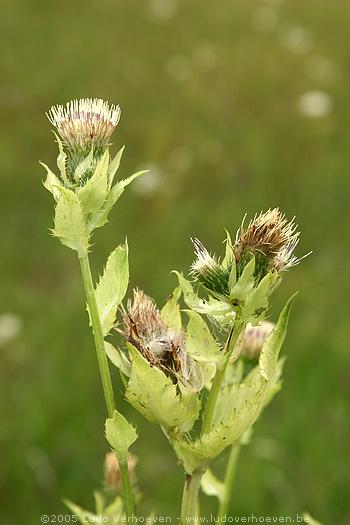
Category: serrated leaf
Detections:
[
  {"x1": 53, "y1": 132, "x2": 69, "y2": 184},
  {"x1": 73, "y1": 146, "x2": 94, "y2": 182},
  {"x1": 52, "y1": 187, "x2": 89, "y2": 255},
  {"x1": 105, "y1": 341, "x2": 131, "y2": 377},
  {"x1": 160, "y1": 287, "x2": 182, "y2": 331},
  {"x1": 229, "y1": 256, "x2": 255, "y2": 301},
  {"x1": 89, "y1": 169, "x2": 149, "y2": 230},
  {"x1": 242, "y1": 272, "x2": 276, "y2": 321},
  {"x1": 259, "y1": 293, "x2": 297, "y2": 381},
  {"x1": 126, "y1": 343, "x2": 200, "y2": 432},
  {"x1": 222, "y1": 230, "x2": 234, "y2": 269},
  {"x1": 105, "y1": 410, "x2": 138, "y2": 460},
  {"x1": 95, "y1": 243, "x2": 129, "y2": 336},
  {"x1": 108, "y1": 145, "x2": 125, "y2": 188},
  {"x1": 173, "y1": 271, "x2": 231, "y2": 316},
  {"x1": 184, "y1": 310, "x2": 224, "y2": 365},
  {"x1": 201, "y1": 469, "x2": 225, "y2": 503},
  {"x1": 173, "y1": 371, "x2": 268, "y2": 473},
  {"x1": 40, "y1": 162, "x2": 63, "y2": 201},
  {"x1": 77, "y1": 150, "x2": 109, "y2": 219}
]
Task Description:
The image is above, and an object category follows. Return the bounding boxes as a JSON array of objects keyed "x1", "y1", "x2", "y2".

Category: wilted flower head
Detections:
[
  {"x1": 235, "y1": 208, "x2": 303, "y2": 278},
  {"x1": 122, "y1": 289, "x2": 202, "y2": 390},
  {"x1": 47, "y1": 98, "x2": 121, "y2": 180},
  {"x1": 240, "y1": 321, "x2": 275, "y2": 360},
  {"x1": 191, "y1": 238, "x2": 230, "y2": 297}
]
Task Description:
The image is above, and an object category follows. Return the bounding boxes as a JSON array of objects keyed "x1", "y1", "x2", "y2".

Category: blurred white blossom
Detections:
[
  {"x1": 298, "y1": 90, "x2": 333, "y2": 118},
  {"x1": 150, "y1": 0, "x2": 177, "y2": 21},
  {"x1": 132, "y1": 165, "x2": 163, "y2": 195},
  {"x1": 280, "y1": 24, "x2": 314, "y2": 54},
  {"x1": 0, "y1": 313, "x2": 22, "y2": 345}
]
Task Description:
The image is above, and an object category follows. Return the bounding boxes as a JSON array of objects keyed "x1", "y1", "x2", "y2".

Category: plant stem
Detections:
[
  {"x1": 78, "y1": 253, "x2": 135, "y2": 516},
  {"x1": 180, "y1": 322, "x2": 244, "y2": 522},
  {"x1": 218, "y1": 444, "x2": 241, "y2": 517},
  {"x1": 79, "y1": 254, "x2": 115, "y2": 417},
  {"x1": 201, "y1": 324, "x2": 243, "y2": 436},
  {"x1": 180, "y1": 470, "x2": 204, "y2": 523},
  {"x1": 119, "y1": 458, "x2": 135, "y2": 517}
]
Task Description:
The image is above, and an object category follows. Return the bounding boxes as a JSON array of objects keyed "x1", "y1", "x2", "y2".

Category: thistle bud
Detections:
[
  {"x1": 103, "y1": 452, "x2": 137, "y2": 491},
  {"x1": 190, "y1": 238, "x2": 230, "y2": 298},
  {"x1": 47, "y1": 98, "x2": 121, "y2": 182},
  {"x1": 240, "y1": 321, "x2": 275, "y2": 360}
]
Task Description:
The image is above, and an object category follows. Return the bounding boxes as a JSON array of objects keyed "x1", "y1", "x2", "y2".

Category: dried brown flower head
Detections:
[
  {"x1": 235, "y1": 208, "x2": 304, "y2": 278},
  {"x1": 122, "y1": 289, "x2": 202, "y2": 390}
]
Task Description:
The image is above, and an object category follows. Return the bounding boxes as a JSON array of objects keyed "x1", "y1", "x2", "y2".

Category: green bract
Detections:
[{"x1": 42, "y1": 141, "x2": 148, "y2": 255}]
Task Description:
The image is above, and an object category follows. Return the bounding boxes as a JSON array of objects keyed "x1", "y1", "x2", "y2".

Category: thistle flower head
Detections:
[
  {"x1": 122, "y1": 289, "x2": 201, "y2": 390},
  {"x1": 235, "y1": 208, "x2": 302, "y2": 278},
  {"x1": 191, "y1": 238, "x2": 230, "y2": 297},
  {"x1": 47, "y1": 98, "x2": 121, "y2": 180},
  {"x1": 47, "y1": 98, "x2": 120, "y2": 151}
]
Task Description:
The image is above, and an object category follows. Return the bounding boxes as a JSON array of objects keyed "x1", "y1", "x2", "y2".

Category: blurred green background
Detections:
[{"x1": 1, "y1": 0, "x2": 349, "y2": 523}]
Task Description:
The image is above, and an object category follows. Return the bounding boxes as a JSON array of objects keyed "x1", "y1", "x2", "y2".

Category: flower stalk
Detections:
[{"x1": 218, "y1": 444, "x2": 241, "y2": 517}]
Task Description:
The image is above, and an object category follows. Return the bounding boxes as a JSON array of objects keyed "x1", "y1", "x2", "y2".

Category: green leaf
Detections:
[
  {"x1": 222, "y1": 230, "x2": 234, "y2": 269},
  {"x1": 40, "y1": 162, "x2": 63, "y2": 201},
  {"x1": 201, "y1": 468, "x2": 225, "y2": 503},
  {"x1": 74, "y1": 146, "x2": 94, "y2": 182},
  {"x1": 95, "y1": 243, "x2": 129, "y2": 336},
  {"x1": 229, "y1": 256, "x2": 255, "y2": 301},
  {"x1": 52, "y1": 187, "x2": 89, "y2": 255},
  {"x1": 105, "y1": 409, "x2": 138, "y2": 460},
  {"x1": 126, "y1": 343, "x2": 200, "y2": 432},
  {"x1": 64, "y1": 500, "x2": 97, "y2": 525},
  {"x1": 173, "y1": 371, "x2": 268, "y2": 473},
  {"x1": 77, "y1": 150, "x2": 109, "y2": 219},
  {"x1": 184, "y1": 310, "x2": 224, "y2": 365},
  {"x1": 259, "y1": 293, "x2": 297, "y2": 381},
  {"x1": 160, "y1": 287, "x2": 182, "y2": 331},
  {"x1": 105, "y1": 341, "x2": 131, "y2": 377},
  {"x1": 108, "y1": 145, "x2": 125, "y2": 188},
  {"x1": 89, "y1": 169, "x2": 149, "y2": 230},
  {"x1": 173, "y1": 271, "x2": 231, "y2": 316},
  {"x1": 53, "y1": 132, "x2": 69, "y2": 184},
  {"x1": 242, "y1": 272, "x2": 277, "y2": 321}
]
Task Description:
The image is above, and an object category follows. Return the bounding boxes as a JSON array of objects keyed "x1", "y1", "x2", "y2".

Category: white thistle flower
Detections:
[{"x1": 47, "y1": 98, "x2": 121, "y2": 151}]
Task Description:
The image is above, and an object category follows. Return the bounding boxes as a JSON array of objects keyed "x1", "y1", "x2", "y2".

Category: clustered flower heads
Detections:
[
  {"x1": 121, "y1": 289, "x2": 201, "y2": 390},
  {"x1": 191, "y1": 208, "x2": 306, "y2": 304},
  {"x1": 47, "y1": 98, "x2": 121, "y2": 181}
]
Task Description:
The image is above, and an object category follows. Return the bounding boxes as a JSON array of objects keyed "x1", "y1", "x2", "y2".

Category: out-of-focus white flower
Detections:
[
  {"x1": 132, "y1": 165, "x2": 162, "y2": 195},
  {"x1": 280, "y1": 24, "x2": 313, "y2": 54},
  {"x1": 0, "y1": 313, "x2": 22, "y2": 345},
  {"x1": 298, "y1": 90, "x2": 333, "y2": 118},
  {"x1": 150, "y1": 0, "x2": 177, "y2": 21}
]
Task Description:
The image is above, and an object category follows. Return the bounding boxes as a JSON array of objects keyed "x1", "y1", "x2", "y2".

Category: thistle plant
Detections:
[
  {"x1": 42, "y1": 98, "x2": 148, "y2": 517},
  {"x1": 42, "y1": 100, "x2": 308, "y2": 521}
]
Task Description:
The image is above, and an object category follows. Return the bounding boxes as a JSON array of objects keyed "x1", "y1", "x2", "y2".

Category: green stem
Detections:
[
  {"x1": 201, "y1": 324, "x2": 243, "y2": 436},
  {"x1": 180, "y1": 470, "x2": 204, "y2": 524},
  {"x1": 180, "y1": 322, "x2": 244, "y2": 522},
  {"x1": 79, "y1": 254, "x2": 115, "y2": 417},
  {"x1": 218, "y1": 444, "x2": 241, "y2": 517},
  {"x1": 119, "y1": 458, "x2": 135, "y2": 517},
  {"x1": 78, "y1": 253, "x2": 135, "y2": 516}
]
